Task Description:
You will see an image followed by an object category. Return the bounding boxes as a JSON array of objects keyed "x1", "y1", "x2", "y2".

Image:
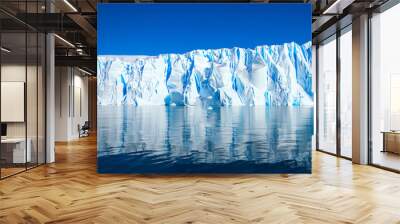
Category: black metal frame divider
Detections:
[{"x1": 0, "y1": 0, "x2": 47, "y2": 179}]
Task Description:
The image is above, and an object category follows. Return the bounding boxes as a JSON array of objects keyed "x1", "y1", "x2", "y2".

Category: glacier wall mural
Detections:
[{"x1": 97, "y1": 3, "x2": 313, "y2": 173}]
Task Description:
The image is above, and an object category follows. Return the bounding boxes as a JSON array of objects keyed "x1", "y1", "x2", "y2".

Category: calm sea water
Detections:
[{"x1": 97, "y1": 106, "x2": 313, "y2": 173}]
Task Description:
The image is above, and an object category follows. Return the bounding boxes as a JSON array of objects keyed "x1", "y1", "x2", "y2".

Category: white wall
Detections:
[
  {"x1": 71, "y1": 73, "x2": 89, "y2": 138},
  {"x1": 1, "y1": 65, "x2": 26, "y2": 140},
  {"x1": 55, "y1": 67, "x2": 69, "y2": 141},
  {"x1": 1, "y1": 63, "x2": 46, "y2": 164},
  {"x1": 1, "y1": 65, "x2": 39, "y2": 137},
  {"x1": 1, "y1": 64, "x2": 26, "y2": 81},
  {"x1": 55, "y1": 67, "x2": 89, "y2": 141}
]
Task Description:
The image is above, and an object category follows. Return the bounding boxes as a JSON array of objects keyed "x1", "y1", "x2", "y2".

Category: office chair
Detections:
[{"x1": 79, "y1": 121, "x2": 90, "y2": 138}]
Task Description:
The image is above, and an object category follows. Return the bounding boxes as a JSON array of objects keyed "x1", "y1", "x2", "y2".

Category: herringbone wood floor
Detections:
[{"x1": 1, "y1": 135, "x2": 400, "y2": 224}]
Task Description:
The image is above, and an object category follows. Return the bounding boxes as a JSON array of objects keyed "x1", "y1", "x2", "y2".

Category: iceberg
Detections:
[{"x1": 97, "y1": 41, "x2": 313, "y2": 107}]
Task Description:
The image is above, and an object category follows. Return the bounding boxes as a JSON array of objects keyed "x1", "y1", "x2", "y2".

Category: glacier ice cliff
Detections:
[{"x1": 97, "y1": 42, "x2": 313, "y2": 107}]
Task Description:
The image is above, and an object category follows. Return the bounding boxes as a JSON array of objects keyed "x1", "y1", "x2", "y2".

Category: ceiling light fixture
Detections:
[
  {"x1": 78, "y1": 67, "x2": 93, "y2": 76},
  {"x1": 322, "y1": 0, "x2": 354, "y2": 15},
  {"x1": 1, "y1": 47, "x2": 11, "y2": 53},
  {"x1": 63, "y1": 0, "x2": 78, "y2": 12},
  {"x1": 54, "y1": 34, "x2": 75, "y2": 48}
]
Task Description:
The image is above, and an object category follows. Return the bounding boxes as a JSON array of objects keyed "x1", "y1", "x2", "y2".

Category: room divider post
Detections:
[
  {"x1": 336, "y1": 28, "x2": 341, "y2": 157},
  {"x1": 315, "y1": 44, "x2": 320, "y2": 151}
]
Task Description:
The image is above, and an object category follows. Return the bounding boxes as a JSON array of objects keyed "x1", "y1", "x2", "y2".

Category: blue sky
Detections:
[{"x1": 98, "y1": 3, "x2": 311, "y2": 56}]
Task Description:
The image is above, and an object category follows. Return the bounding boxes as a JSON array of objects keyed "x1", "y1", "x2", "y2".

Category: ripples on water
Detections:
[{"x1": 97, "y1": 106, "x2": 313, "y2": 173}]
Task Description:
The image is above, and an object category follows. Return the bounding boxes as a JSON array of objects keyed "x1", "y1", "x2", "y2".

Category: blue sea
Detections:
[{"x1": 97, "y1": 106, "x2": 313, "y2": 173}]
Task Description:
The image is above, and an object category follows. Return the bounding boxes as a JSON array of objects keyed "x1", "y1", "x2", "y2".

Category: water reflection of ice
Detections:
[{"x1": 98, "y1": 106, "x2": 313, "y2": 173}]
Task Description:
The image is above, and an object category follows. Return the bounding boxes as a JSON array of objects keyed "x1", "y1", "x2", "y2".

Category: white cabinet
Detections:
[{"x1": 1, "y1": 138, "x2": 32, "y2": 163}]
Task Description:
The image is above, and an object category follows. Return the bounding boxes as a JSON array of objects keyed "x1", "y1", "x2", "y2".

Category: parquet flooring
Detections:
[
  {"x1": 1, "y1": 135, "x2": 400, "y2": 223},
  {"x1": 1, "y1": 167, "x2": 26, "y2": 178}
]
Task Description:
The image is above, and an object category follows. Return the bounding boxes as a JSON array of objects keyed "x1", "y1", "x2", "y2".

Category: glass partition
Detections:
[
  {"x1": 38, "y1": 32, "x2": 45, "y2": 165},
  {"x1": 1, "y1": 30, "x2": 28, "y2": 177},
  {"x1": 0, "y1": 1, "x2": 46, "y2": 179},
  {"x1": 370, "y1": 3, "x2": 400, "y2": 171},
  {"x1": 27, "y1": 30, "x2": 38, "y2": 169},
  {"x1": 317, "y1": 36, "x2": 337, "y2": 154},
  {"x1": 339, "y1": 27, "x2": 352, "y2": 158}
]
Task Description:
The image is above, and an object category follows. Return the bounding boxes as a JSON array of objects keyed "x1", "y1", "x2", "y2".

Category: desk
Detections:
[
  {"x1": 382, "y1": 131, "x2": 400, "y2": 154},
  {"x1": 1, "y1": 138, "x2": 31, "y2": 163}
]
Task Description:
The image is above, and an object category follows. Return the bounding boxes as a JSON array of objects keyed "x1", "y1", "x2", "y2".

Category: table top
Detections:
[
  {"x1": 381, "y1": 131, "x2": 400, "y2": 134},
  {"x1": 1, "y1": 138, "x2": 28, "y2": 143}
]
